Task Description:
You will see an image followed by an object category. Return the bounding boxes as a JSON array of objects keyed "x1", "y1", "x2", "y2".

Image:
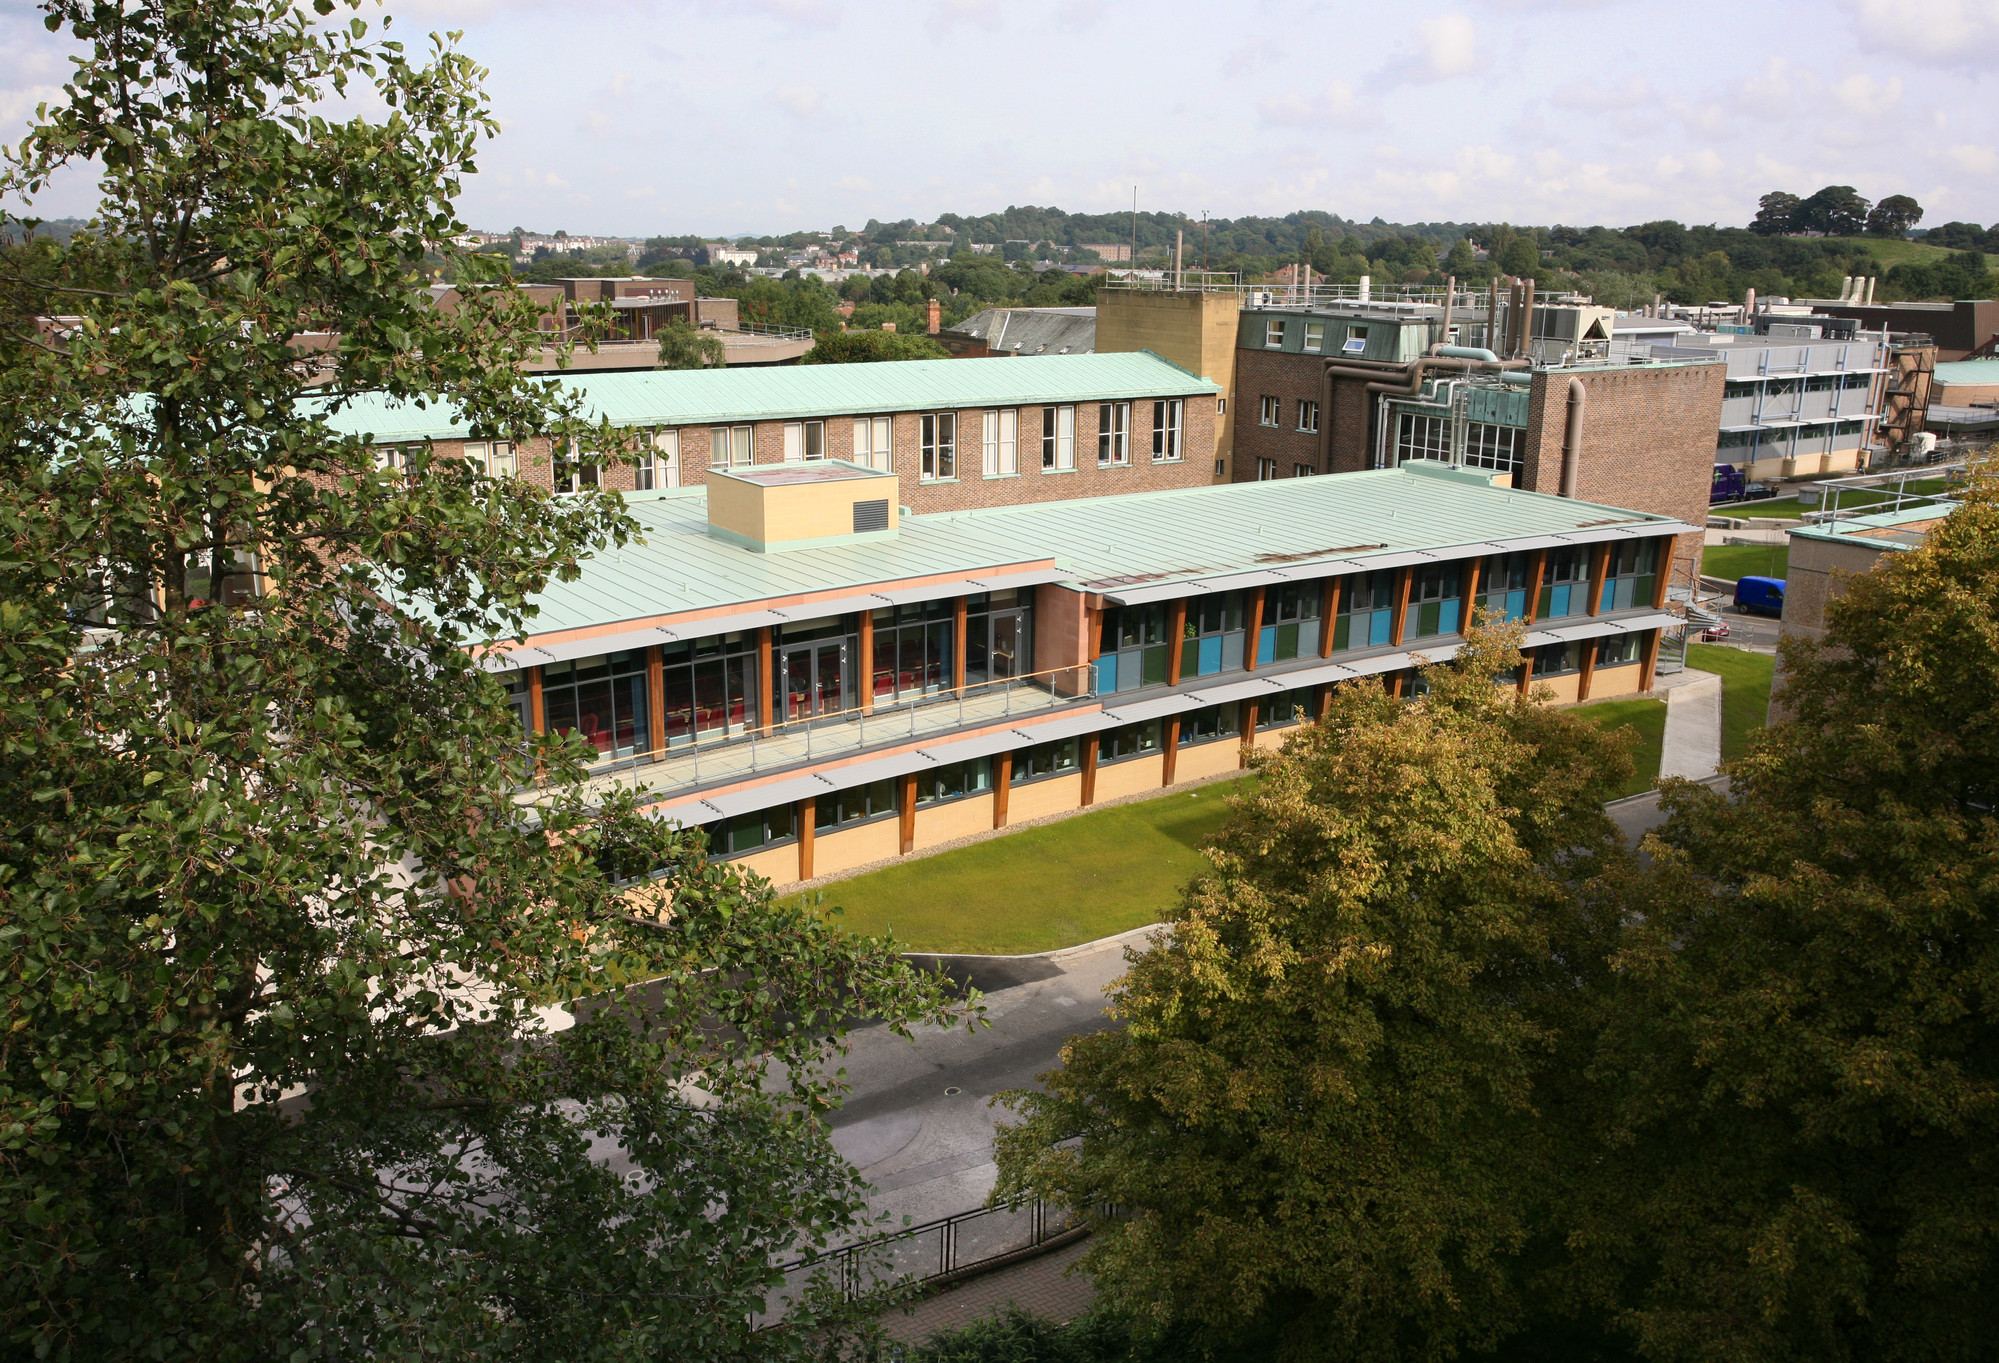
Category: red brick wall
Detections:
[
  {"x1": 1229, "y1": 348, "x2": 1376, "y2": 479},
  {"x1": 1518, "y1": 362, "x2": 1723, "y2": 577}
]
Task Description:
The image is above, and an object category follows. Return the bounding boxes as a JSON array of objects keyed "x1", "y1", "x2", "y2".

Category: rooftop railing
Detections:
[{"x1": 1803, "y1": 462, "x2": 1969, "y2": 524}]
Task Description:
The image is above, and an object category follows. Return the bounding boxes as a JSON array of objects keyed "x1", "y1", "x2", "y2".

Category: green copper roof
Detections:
[
  {"x1": 313, "y1": 352, "x2": 1217, "y2": 444},
  {"x1": 1787, "y1": 502, "x2": 1953, "y2": 552}
]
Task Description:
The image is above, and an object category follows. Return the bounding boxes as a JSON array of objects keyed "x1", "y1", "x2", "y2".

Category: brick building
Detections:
[
  {"x1": 332, "y1": 352, "x2": 1221, "y2": 515},
  {"x1": 451, "y1": 462, "x2": 1692, "y2": 893}
]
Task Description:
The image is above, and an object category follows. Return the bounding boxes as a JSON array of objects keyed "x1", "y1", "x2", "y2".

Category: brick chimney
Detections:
[{"x1": 927, "y1": 297, "x2": 941, "y2": 335}]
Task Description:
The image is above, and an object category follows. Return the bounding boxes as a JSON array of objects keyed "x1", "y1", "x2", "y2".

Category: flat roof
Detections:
[
  {"x1": 1788, "y1": 502, "x2": 1951, "y2": 551},
  {"x1": 505, "y1": 462, "x2": 1688, "y2": 648},
  {"x1": 716, "y1": 460, "x2": 889, "y2": 487},
  {"x1": 1934, "y1": 359, "x2": 1999, "y2": 384}
]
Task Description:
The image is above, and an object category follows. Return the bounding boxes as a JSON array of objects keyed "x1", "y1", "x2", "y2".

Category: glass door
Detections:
[
  {"x1": 782, "y1": 642, "x2": 849, "y2": 722},
  {"x1": 989, "y1": 612, "x2": 1023, "y2": 680}
]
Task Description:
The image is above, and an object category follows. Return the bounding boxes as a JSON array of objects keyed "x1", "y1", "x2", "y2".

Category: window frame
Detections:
[
  {"x1": 710, "y1": 424, "x2": 753, "y2": 469},
  {"x1": 463, "y1": 440, "x2": 516, "y2": 478},
  {"x1": 783, "y1": 419, "x2": 826, "y2": 461},
  {"x1": 852, "y1": 415, "x2": 893, "y2": 472},
  {"x1": 1258, "y1": 395, "x2": 1280, "y2": 428},
  {"x1": 1302, "y1": 320, "x2": 1325, "y2": 353},
  {"x1": 982, "y1": 407, "x2": 1019, "y2": 478},
  {"x1": 1295, "y1": 399, "x2": 1319, "y2": 433},
  {"x1": 1041, "y1": 404, "x2": 1076, "y2": 471},
  {"x1": 1151, "y1": 398, "x2": 1183, "y2": 462},
  {"x1": 1264, "y1": 317, "x2": 1285, "y2": 348},
  {"x1": 1097, "y1": 401, "x2": 1130, "y2": 467},
  {"x1": 920, "y1": 412, "x2": 957, "y2": 482}
]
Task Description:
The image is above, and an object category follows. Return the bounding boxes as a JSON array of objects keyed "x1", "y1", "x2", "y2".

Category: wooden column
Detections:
[
  {"x1": 898, "y1": 771, "x2": 917, "y2": 854},
  {"x1": 1319, "y1": 577, "x2": 1342, "y2": 657},
  {"x1": 1517, "y1": 654, "x2": 1536, "y2": 696},
  {"x1": 646, "y1": 646, "x2": 666, "y2": 759},
  {"x1": 1588, "y1": 542, "x2": 1612, "y2": 617},
  {"x1": 796, "y1": 798, "x2": 816, "y2": 881},
  {"x1": 1390, "y1": 671, "x2": 1406, "y2": 699},
  {"x1": 993, "y1": 750, "x2": 1012, "y2": 829},
  {"x1": 1316, "y1": 683, "x2": 1333, "y2": 721},
  {"x1": 1244, "y1": 588, "x2": 1265, "y2": 670},
  {"x1": 1080, "y1": 734, "x2": 1100, "y2": 806},
  {"x1": 1577, "y1": 638, "x2": 1598, "y2": 701},
  {"x1": 858, "y1": 609, "x2": 875, "y2": 714},
  {"x1": 527, "y1": 665, "x2": 546, "y2": 734},
  {"x1": 1653, "y1": 540, "x2": 1673, "y2": 610},
  {"x1": 1639, "y1": 629, "x2": 1663, "y2": 693},
  {"x1": 1167, "y1": 598, "x2": 1188, "y2": 685},
  {"x1": 1239, "y1": 701, "x2": 1258, "y2": 767},
  {"x1": 953, "y1": 595, "x2": 968, "y2": 694},
  {"x1": 757, "y1": 626, "x2": 775, "y2": 733},
  {"x1": 1462, "y1": 556, "x2": 1482, "y2": 630},
  {"x1": 1161, "y1": 717, "x2": 1181, "y2": 785},
  {"x1": 1524, "y1": 550, "x2": 1548, "y2": 624},
  {"x1": 1390, "y1": 567, "x2": 1413, "y2": 647}
]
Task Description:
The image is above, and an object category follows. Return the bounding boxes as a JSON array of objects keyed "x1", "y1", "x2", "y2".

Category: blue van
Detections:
[{"x1": 1734, "y1": 575, "x2": 1785, "y2": 617}]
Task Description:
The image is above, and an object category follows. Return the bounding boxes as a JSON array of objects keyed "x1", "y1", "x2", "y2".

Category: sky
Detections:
[{"x1": 2, "y1": 0, "x2": 1996, "y2": 239}]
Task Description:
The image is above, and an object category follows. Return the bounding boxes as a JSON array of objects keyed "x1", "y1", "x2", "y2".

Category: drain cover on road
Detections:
[{"x1": 944, "y1": 1087, "x2": 962, "y2": 1096}]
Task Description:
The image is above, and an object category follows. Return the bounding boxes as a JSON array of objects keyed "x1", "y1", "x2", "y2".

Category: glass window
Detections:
[
  {"x1": 711, "y1": 425, "x2": 753, "y2": 468},
  {"x1": 1342, "y1": 324, "x2": 1369, "y2": 355},
  {"x1": 1478, "y1": 552, "x2": 1532, "y2": 623},
  {"x1": 542, "y1": 650, "x2": 650, "y2": 762},
  {"x1": 1265, "y1": 317, "x2": 1285, "y2": 347},
  {"x1": 816, "y1": 777, "x2": 898, "y2": 832},
  {"x1": 1099, "y1": 720, "x2": 1162, "y2": 763},
  {"x1": 1178, "y1": 701, "x2": 1241, "y2": 746},
  {"x1": 1596, "y1": 633, "x2": 1640, "y2": 667},
  {"x1": 1257, "y1": 457, "x2": 1278, "y2": 480},
  {"x1": 982, "y1": 408, "x2": 1018, "y2": 478},
  {"x1": 1041, "y1": 405, "x2": 1075, "y2": 471},
  {"x1": 1097, "y1": 603, "x2": 1172, "y2": 696},
  {"x1": 1152, "y1": 399, "x2": 1183, "y2": 461},
  {"x1": 555, "y1": 439, "x2": 599, "y2": 494},
  {"x1": 921, "y1": 412, "x2": 957, "y2": 481},
  {"x1": 1394, "y1": 412, "x2": 1449, "y2": 464},
  {"x1": 1259, "y1": 395, "x2": 1280, "y2": 427},
  {"x1": 660, "y1": 632, "x2": 759, "y2": 746},
  {"x1": 1097, "y1": 402, "x2": 1130, "y2": 466},
  {"x1": 1257, "y1": 687, "x2": 1316, "y2": 729},
  {"x1": 852, "y1": 415, "x2": 892, "y2": 471},
  {"x1": 1296, "y1": 400, "x2": 1319, "y2": 433},
  {"x1": 1403, "y1": 561, "x2": 1465, "y2": 640},
  {"x1": 871, "y1": 600, "x2": 954, "y2": 704},
  {"x1": 1537, "y1": 547, "x2": 1593, "y2": 620},
  {"x1": 1332, "y1": 571, "x2": 1396, "y2": 652},
  {"x1": 1530, "y1": 641, "x2": 1584, "y2": 677},
  {"x1": 1251, "y1": 582, "x2": 1324, "y2": 666},
  {"x1": 703, "y1": 803, "x2": 796, "y2": 857},
  {"x1": 463, "y1": 441, "x2": 516, "y2": 478},
  {"x1": 965, "y1": 590, "x2": 1034, "y2": 686},
  {"x1": 1464, "y1": 423, "x2": 1521, "y2": 477},
  {"x1": 1595, "y1": 538, "x2": 1661, "y2": 613},
  {"x1": 783, "y1": 420, "x2": 825, "y2": 461},
  {"x1": 1014, "y1": 736, "x2": 1079, "y2": 784},
  {"x1": 915, "y1": 757, "x2": 991, "y2": 806},
  {"x1": 1303, "y1": 320, "x2": 1325, "y2": 353},
  {"x1": 1179, "y1": 591, "x2": 1247, "y2": 680}
]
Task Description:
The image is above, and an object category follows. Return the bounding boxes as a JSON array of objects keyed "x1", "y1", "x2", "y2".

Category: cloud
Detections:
[
  {"x1": 1413, "y1": 13, "x2": 1482, "y2": 78},
  {"x1": 1552, "y1": 76, "x2": 1651, "y2": 110},
  {"x1": 747, "y1": 0, "x2": 841, "y2": 28},
  {"x1": 1843, "y1": 0, "x2": 1999, "y2": 66},
  {"x1": 925, "y1": 0, "x2": 1002, "y2": 37},
  {"x1": 1834, "y1": 72, "x2": 1902, "y2": 114},
  {"x1": 1942, "y1": 143, "x2": 1998, "y2": 176},
  {"x1": 1259, "y1": 82, "x2": 1360, "y2": 127},
  {"x1": 837, "y1": 174, "x2": 873, "y2": 192},
  {"x1": 774, "y1": 84, "x2": 820, "y2": 117}
]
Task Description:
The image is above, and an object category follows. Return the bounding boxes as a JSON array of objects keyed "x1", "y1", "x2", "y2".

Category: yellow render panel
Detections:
[
  {"x1": 1252, "y1": 724, "x2": 1305, "y2": 752},
  {"x1": 1587, "y1": 663, "x2": 1644, "y2": 699},
  {"x1": 763, "y1": 479, "x2": 895, "y2": 544},
  {"x1": 705, "y1": 473, "x2": 764, "y2": 544},
  {"x1": 1173, "y1": 740, "x2": 1242, "y2": 783},
  {"x1": 1007, "y1": 773, "x2": 1084, "y2": 823},
  {"x1": 727, "y1": 843, "x2": 800, "y2": 889},
  {"x1": 811, "y1": 818, "x2": 902, "y2": 879},
  {"x1": 1537, "y1": 673, "x2": 1583, "y2": 705},
  {"x1": 1094, "y1": 755, "x2": 1165, "y2": 802},
  {"x1": 914, "y1": 794, "x2": 995, "y2": 850}
]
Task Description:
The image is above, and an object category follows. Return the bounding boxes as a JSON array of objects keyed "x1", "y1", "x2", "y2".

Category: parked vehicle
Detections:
[
  {"x1": 1699, "y1": 621, "x2": 1732, "y2": 641},
  {"x1": 1734, "y1": 575, "x2": 1786, "y2": 617},
  {"x1": 1711, "y1": 464, "x2": 1779, "y2": 505}
]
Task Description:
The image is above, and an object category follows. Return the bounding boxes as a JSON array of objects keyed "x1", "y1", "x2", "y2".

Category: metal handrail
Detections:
[{"x1": 774, "y1": 1196, "x2": 1100, "y2": 1306}]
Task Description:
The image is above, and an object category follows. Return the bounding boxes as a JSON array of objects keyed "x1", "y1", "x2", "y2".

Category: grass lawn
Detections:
[
  {"x1": 1575, "y1": 696, "x2": 1667, "y2": 797},
  {"x1": 1724, "y1": 479, "x2": 1951, "y2": 523},
  {"x1": 1701, "y1": 542, "x2": 1789, "y2": 582},
  {"x1": 1825, "y1": 235, "x2": 1963, "y2": 269},
  {"x1": 797, "y1": 778, "x2": 1255, "y2": 954},
  {"x1": 1687, "y1": 644, "x2": 1778, "y2": 765}
]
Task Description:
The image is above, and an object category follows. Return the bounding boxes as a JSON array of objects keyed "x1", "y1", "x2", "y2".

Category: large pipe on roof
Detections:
[
  {"x1": 1487, "y1": 275, "x2": 1502, "y2": 353},
  {"x1": 1436, "y1": 344, "x2": 1499, "y2": 362},
  {"x1": 1429, "y1": 276, "x2": 1456, "y2": 355},
  {"x1": 1866, "y1": 276, "x2": 1876, "y2": 305},
  {"x1": 1519, "y1": 277, "x2": 1537, "y2": 361},
  {"x1": 1316, "y1": 350, "x2": 1530, "y2": 470},
  {"x1": 1561, "y1": 376, "x2": 1587, "y2": 498}
]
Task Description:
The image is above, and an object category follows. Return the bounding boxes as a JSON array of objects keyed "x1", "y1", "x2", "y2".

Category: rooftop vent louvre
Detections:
[{"x1": 853, "y1": 498, "x2": 890, "y2": 534}]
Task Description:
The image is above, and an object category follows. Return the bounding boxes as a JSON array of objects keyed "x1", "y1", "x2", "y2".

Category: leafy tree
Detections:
[
  {"x1": 1444, "y1": 238, "x2": 1478, "y2": 276},
  {"x1": 1751, "y1": 191, "x2": 1802, "y2": 236},
  {"x1": 802, "y1": 330, "x2": 949, "y2": 363},
  {"x1": 656, "y1": 317, "x2": 726, "y2": 369},
  {"x1": 995, "y1": 623, "x2": 1636, "y2": 1360},
  {"x1": 1574, "y1": 462, "x2": 1999, "y2": 1362},
  {"x1": 1866, "y1": 194, "x2": 1924, "y2": 238},
  {"x1": 0, "y1": 3, "x2": 958, "y2": 1359},
  {"x1": 1794, "y1": 184, "x2": 1871, "y2": 237},
  {"x1": 1497, "y1": 234, "x2": 1540, "y2": 277}
]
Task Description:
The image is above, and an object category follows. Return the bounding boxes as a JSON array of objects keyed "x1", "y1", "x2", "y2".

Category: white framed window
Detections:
[
  {"x1": 1097, "y1": 402, "x2": 1130, "y2": 466},
  {"x1": 1342, "y1": 324, "x2": 1369, "y2": 355},
  {"x1": 1303, "y1": 321, "x2": 1325, "y2": 353},
  {"x1": 1214, "y1": 457, "x2": 1226, "y2": 477},
  {"x1": 463, "y1": 441, "x2": 516, "y2": 478},
  {"x1": 1264, "y1": 318, "x2": 1285, "y2": 347},
  {"x1": 1041, "y1": 405, "x2": 1075, "y2": 471},
  {"x1": 711, "y1": 425, "x2": 753, "y2": 468},
  {"x1": 783, "y1": 419, "x2": 825, "y2": 461},
  {"x1": 920, "y1": 412, "x2": 956, "y2": 481},
  {"x1": 377, "y1": 443, "x2": 422, "y2": 473},
  {"x1": 852, "y1": 415, "x2": 892, "y2": 471},
  {"x1": 1296, "y1": 400, "x2": 1319, "y2": 433},
  {"x1": 1217, "y1": 396, "x2": 1227, "y2": 415},
  {"x1": 1259, "y1": 395, "x2": 1280, "y2": 427},
  {"x1": 1152, "y1": 398, "x2": 1183, "y2": 461},
  {"x1": 1293, "y1": 462, "x2": 1314, "y2": 478},
  {"x1": 1256, "y1": 458, "x2": 1278, "y2": 480},
  {"x1": 982, "y1": 408, "x2": 1018, "y2": 478},
  {"x1": 637, "y1": 428, "x2": 679, "y2": 490},
  {"x1": 556, "y1": 439, "x2": 599, "y2": 494},
  {"x1": 1394, "y1": 412, "x2": 1450, "y2": 464}
]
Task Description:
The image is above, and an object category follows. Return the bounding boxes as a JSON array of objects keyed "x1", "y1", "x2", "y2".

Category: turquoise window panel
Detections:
[
  {"x1": 1095, "y1": 654, "x2": 1117, "y2": 695},
  {"x1": 1439, "y1": 599, "x2": 1460, "y2": 634},
  {"x1": 1369, "y1": 611, "x2": 1391, "y2": 647},
  {"x1": 1257, "y1": 626, "x2": 1277, "y2": 666},
  {"x1": 1198, "y1": 636, "x2": 1223, "y2": 676}
]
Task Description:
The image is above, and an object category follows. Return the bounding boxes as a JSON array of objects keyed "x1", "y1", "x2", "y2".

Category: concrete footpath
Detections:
[{"x1": 1660, "y1": 670, "x2": 1723, "y2": 781}]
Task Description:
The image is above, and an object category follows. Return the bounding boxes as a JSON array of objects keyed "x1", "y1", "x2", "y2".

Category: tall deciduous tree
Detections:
[
  {"x1": 995, "y1": 625, "x2": 1637, "y2": 1360},
  {"x1": 1794, "y1": 185, "x2": 1872, "y2": 238},
  {"x1": 1866, "y1": 193, "x2": 1924, "y2": 238},
  {"x1": 1750, "y1": 191, "x2": 1802, "y2": 236},
  {"x1": 0, "y1": 3, "x2": 958, "y2": 1358},
  {"x1": 1574, "y1": 462, "x2": 1999, "y2": 1362},
  {"x1": 656, "y1": 317, "x2": 726, "y2": 369}
]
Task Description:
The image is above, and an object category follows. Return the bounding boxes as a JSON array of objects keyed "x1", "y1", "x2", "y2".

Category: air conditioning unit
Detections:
[{"x1": 1249, "y1": 290, "x2": 1274, "y2": 307}]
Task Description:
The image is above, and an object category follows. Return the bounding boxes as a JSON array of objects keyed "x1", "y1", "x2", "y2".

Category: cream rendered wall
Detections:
[
  {"x1": 728, "y1": 843, "x2": 799, "y2": 886},
  {"x1": 914, "y1": 794, "x2": 995, "y2": 850},
  {"x1": 1253, "y1": 724, "x2": 1307, "y2": 753},
  {"x1": 1094, "y1": 755, "x2": 1165, "y2": 801},
  {"x1": 1587, "y1": 663, "x2": 1644, "y2": 699},
  {"x1": 1008, "y1": 773, "x2": 1084, "y2": 823},
  {"x1": 1537, "y1": 673, "x2": 1583, "y2": 704},
  {"x1": 812, "y1": 818, "x2": 902, "y2": 878},
  {"x1": 1174, "y1": 740, "x2": 1243, "y2": 782}
]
